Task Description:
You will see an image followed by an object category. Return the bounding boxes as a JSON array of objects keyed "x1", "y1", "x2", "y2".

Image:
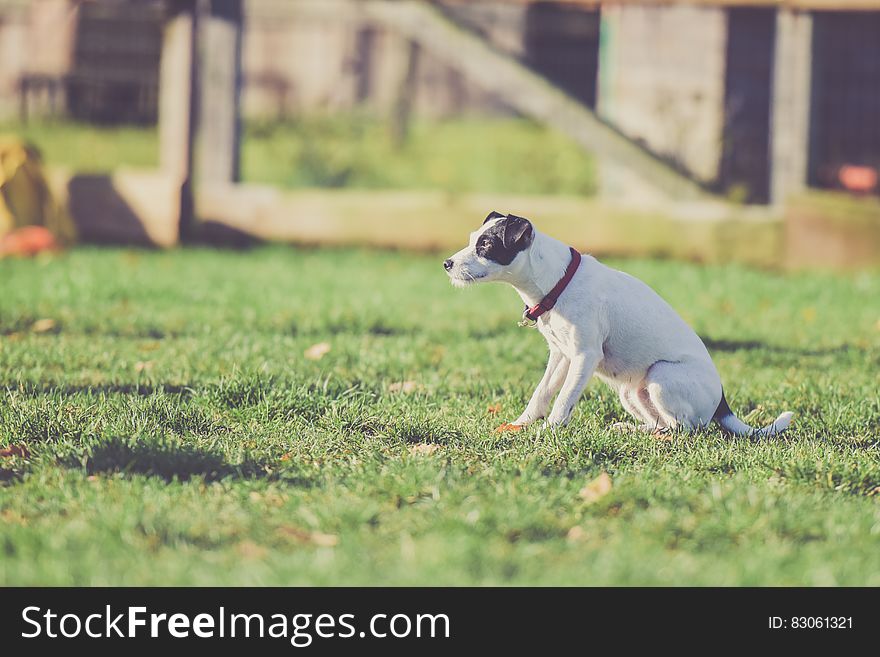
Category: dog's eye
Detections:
[{"x1": 476, "y1": 237, "x2": 493, "y2": 255}]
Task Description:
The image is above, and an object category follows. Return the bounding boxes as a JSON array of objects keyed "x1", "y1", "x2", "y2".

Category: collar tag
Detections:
[{"x1": 518, "y1": 306, "x2": 538, "y2": 328}]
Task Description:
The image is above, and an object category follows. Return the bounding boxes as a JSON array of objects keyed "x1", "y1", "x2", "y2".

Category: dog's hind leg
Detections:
[
  {"x1": 617, "y1": 386, "x2": 658, "y2": 429},
  {"x1": 645, "y1": 360, "x2": 721, "y2": 431},
  {"x1": 512, "y1": 348, "x2": 569, "y2": 427},
  {"x1": 612, "y1": 385, "x2": 669, "y2": 434}
]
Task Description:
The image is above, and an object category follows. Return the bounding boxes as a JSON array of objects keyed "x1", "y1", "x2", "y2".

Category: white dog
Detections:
[{"x1": 444, "y1": 212, "x2": 793, "y2": 436}]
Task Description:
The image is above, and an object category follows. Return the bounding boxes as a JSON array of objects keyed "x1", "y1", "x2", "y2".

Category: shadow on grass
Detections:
[
  {"x1": 5, "y1": 382, "x2": 195, "y2": 398},
  {"x1": 701, "y1": 336, "x2": 867, "y2": 357},
  {"x1": 61, "y1": 436, "x2": 311, "y2": 485},
  {"x1": 0, "y1": 467, "x2": 21, "y2": 483},
  {"x1": 398, "y1": 425, "x2": 462, "y2": 445}
]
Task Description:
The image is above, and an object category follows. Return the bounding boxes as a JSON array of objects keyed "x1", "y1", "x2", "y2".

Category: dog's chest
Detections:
[{"x1": 537, "y1": 317, "x2": 573, "y2": 354}]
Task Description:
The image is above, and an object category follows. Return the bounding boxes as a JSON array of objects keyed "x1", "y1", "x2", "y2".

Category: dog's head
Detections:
[{"x1": 443, "y1": 211, "x2": 534, "y2": 287}]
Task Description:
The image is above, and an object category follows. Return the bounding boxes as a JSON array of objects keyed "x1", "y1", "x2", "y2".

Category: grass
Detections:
[
  {"x1": 1, "y1": 116, "x2": 596, "y2": 195},
  {"x1": 1, "y1": 246, "x2": 879, "y2": 585}
]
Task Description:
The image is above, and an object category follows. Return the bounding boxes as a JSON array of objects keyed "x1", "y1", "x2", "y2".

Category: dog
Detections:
[{"x1": 443, "y1": 211, "x2": 793, "y2": 436}]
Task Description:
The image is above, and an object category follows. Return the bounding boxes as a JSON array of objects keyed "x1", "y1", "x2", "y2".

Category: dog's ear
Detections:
[
  {"x1": 483, "y1": 210, "x2": 505, "y2": 225},
  {"x1": 501, "y1": 214, "x2": 533, "y2": 251}
]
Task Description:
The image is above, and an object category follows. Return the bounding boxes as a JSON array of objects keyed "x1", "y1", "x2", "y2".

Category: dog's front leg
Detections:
[
  {"x1": 512, "y1": 348, "x2": 569, "y2": 426},
  {"x1": 544, "y1": 350, "x2": 601, "y2": 428}
]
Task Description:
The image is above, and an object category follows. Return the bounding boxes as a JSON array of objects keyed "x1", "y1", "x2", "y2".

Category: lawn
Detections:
[
  {"x1": 2, "y1": 116, "x2": 596, "y2": 196},
  {"x1": 1, "y1": 246, "x2": 879, "y2": 585}
]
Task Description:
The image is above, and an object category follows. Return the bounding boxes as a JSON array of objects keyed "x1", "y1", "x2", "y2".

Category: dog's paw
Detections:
[
  {"x1": 610, "y1": 421, "x2": 639, "y2": 433},
  {"x1": 494, "y1": 422, "x2": 523, "y2": 434},
  {"x1": 538, "y1": 420, "x2": 564, "y2": 433},
  {"x1": 543, "y1": 414, "x2": 571, "y2": 429}
]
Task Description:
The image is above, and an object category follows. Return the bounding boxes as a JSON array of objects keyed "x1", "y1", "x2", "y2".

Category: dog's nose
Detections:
[{"x1": 443, "y1": 259, "x2": 454, "y2": 271}]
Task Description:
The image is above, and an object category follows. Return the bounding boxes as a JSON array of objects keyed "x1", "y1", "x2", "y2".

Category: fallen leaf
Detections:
[
  {"x1": 236, "y1": 540, "x2": 268, "y2": 559},
  {"x1": 494, "y1": 422, "x2": 523, "y2": 434},
  {"x1": 653, "y1": 429, "x2": 673, "y2": 442},
  {"x1": 280, "y1": 453, "x2": 293, "y2": 461},
  {"x1": 409, "y1": 443, "x2": 438, "y2": 455},
  {"x1": 265, "y1": 493, "x2": 286, "y2": 507},
  {"x1": 277, "y1": 526, "x2": 339, "y2": 547},
  {"x1": 566, "y1": 526, "x2": 587, "y2": 542},
  {"x1": 579, "y1": 472, "x2": 612, "y2": 503},
  {"x1": 389, "y1": 380, "x2": 419, "y2": 394},
  {"x1": 0, "y1": 444, "x2": 29, "y2": 459},
  {"x1": 486, "y1": 403, "x2": 502, "y2": 415},
  {"x1": 31, "y1": 318, "x2": 56, "y2": 333},
  {"x1": 134, "y1": 361, "x2": 154, "y2": 373},
  {"x1": 309, "y1": 532, "x2": 340, "y2": 547},
  {"x1": 304, "y1": 342, "x2": 331, "y2": 360},
  {"x1": 0, "y1": 510, "x2": 27, "y2": 525}
]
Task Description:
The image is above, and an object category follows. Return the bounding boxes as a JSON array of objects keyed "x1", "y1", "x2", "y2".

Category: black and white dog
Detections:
[{"x1": 444, "y1": 211, "x2": 793, "y2": 436}]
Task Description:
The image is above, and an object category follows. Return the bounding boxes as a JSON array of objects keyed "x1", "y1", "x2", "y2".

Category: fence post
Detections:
[
  {"x1": 159, "y1": 0, "x2": 198, "y2": 236},
  {"x1": 197, "y1": 0, "x2": 243, "y2": 185},
  {"x1": 391, "y1": 39, "x2": 420, "y2": 148},
  {"x1": 770, "y1": 9, "x2": 813, "y2": 207}
]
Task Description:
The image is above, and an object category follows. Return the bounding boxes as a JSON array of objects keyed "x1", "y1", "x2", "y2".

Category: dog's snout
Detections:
[{"x1": 443, "y1": 259, "x2": 454, "y2": 271}]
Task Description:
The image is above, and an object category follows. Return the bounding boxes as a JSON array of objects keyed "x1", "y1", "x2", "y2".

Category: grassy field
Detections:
[
  {"x1": 2, "y1": 116, "x2": 596, "y2": 195},
  {"x1": 1, "y1": 246, "x2": 879, "y2": 585}
]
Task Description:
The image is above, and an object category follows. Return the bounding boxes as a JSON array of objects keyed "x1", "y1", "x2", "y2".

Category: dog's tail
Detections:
[{"x1": 713, "y1": 391, "x2": 793, "y2": 437}]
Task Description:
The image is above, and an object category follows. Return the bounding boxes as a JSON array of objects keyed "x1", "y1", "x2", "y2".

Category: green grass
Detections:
[
  {"x1": 2, "y1": 121, "x2": 159, "y2": 173},
  {"x1": 1, "y1": 116, "x2": 596, "y2": 195},
  {"x1": 1, "y1": 246, "x2": 879, "y2": 585}
]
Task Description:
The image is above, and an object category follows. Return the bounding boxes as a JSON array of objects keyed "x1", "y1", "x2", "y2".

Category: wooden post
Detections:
[
  {"x1": 197, "y1": 0, "x2": 243, "y2": 185},
  {"x1": 391, "y1": 39, "x2": 420, "y2": 148},
  {"x1": 159, "y1": 0, "x2": 198, "y2": 236},
  {"x1": 769, "y1": 9, "x2": 813, "y2": 207}
]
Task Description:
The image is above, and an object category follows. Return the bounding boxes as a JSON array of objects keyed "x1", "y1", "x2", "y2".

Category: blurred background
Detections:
[{"x1": 0, "y1": 0, "x2": 878, "y2": 269}]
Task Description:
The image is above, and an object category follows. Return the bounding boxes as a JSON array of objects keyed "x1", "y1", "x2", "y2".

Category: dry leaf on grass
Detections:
[
  {"x1": 31, "y1": 318, "x2": 56, "y2": 333},
  {"x1": 304, "y1": 342, "x2": 331, "y2": 360},
  {"x1": 0, "y1": 444, "x2": 30, "y2": 459},
  {"x1": 236, "y1": 540, "x2": 268, "y2": 559},
  {"x1": 579, "y1": 472, "x2": 612, "y2": 503},
  {"x1": 566, "y1": 526, "x2": 587, "y2": 543},
  {"x1": 278, "y1": 526, "x2": 339, "y2": 547},
  {"x1": 408, "y1": 443, "x2": 439, "y2": 455},
  {"x1": 389, "y1": 380, "x2": 419, "y2": 394},
  {"x1": 0, "y1": 509, "x2": 27, "y2": 525},
  {"x1": 486, "y1": 403, "x2": 502, "y2": 415},
  {"x1": 494, "y1": 422, "x2": 523, "y2": 434}
]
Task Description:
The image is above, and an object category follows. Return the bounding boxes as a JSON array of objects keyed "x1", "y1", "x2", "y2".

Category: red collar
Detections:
[{"x1": 523, "y1": 247, "x2": 581, "y2": 323}]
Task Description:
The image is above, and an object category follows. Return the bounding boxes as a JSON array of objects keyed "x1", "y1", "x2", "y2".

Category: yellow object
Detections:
[{"x1": 0, "y1": 138, "x2": 76, "y2": 243}]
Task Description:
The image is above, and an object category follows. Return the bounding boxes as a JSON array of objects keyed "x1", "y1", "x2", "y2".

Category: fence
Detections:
[{"x1": 3, "y1": 0, "x2": 880, "y2": 201}]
